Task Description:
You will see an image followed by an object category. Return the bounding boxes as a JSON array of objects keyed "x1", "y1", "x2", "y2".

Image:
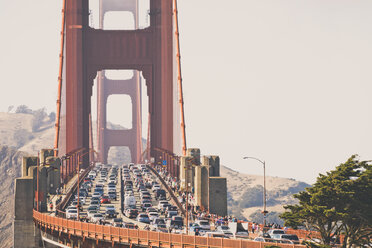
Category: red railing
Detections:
[{"x1": 33, "y1": 210, "x2": 305, "y2": 248}]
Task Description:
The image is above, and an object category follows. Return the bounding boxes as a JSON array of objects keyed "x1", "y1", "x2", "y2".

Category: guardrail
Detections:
[
  {"x1": 147, "y1": 164, "x2": 186, "y2": 216},
  {"x1": 33, "y1": 210, "x2": 305, "y2": 248}
]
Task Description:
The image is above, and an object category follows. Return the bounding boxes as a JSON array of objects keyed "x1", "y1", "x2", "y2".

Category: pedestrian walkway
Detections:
[{"x1": 48, "y1": 174, "x2": 79, "y2": 216}]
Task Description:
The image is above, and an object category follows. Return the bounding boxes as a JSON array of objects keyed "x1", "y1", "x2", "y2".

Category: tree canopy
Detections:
[{"x1": 280, "y1": 155, "x2": 371, "y2": 247}]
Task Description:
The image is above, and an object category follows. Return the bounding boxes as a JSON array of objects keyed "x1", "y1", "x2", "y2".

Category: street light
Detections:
[{"x1": 243, "y1": 156, "x2": 268, "y2": 228}]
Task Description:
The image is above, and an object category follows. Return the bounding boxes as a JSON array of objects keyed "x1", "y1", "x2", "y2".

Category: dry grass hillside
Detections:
[
  {"x1": 221, "y1": 166, "x2": 310, "y2": 224},
  {"x1": 0, "y1": 146, "x2": 25, "y2": 248}
]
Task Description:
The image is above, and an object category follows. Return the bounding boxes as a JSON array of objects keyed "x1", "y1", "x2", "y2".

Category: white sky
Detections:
[{"x1": 1, "y1": 0, "x2": 372, "y2": 183}]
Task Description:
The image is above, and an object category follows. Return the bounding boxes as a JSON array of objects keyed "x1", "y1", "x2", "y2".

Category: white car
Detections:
[
  {"x1": 92, "y1": 192, "x2": 101, "y2": 198},
  {"x1": 195, "y1": 219, "x2": 211, "y2": 232},
  {"x1": 148, "y1": 212, "x2": 159, "y2": 222},
  {"x1": 152, "y1": 185, "x2": 161, "y2": 191},
  {"x1": 66, "y1": 209, "x2": 78, "y2": 219},
  {"x1": 157, "y1": 201, "x2": 169, "y2": 209},
  {"x1": 108, "y1": 185, "x2": 116, "y2": 190},
  {"x1": 105, "y1": 205, "x2": 115, "y2": 211},
  {"x1": 66, "y1": 206, "x2": 77, "y2": 211}
]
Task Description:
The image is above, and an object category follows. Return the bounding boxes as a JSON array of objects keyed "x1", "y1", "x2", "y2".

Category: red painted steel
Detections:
[
  {"x1": 173, "y1": 0, "x2": 187, "y2": 157},
  {"x1": 97, "y1": 73, "x2": 142, "y2": 164},
  {"x1": 54, "y1": 0, "x2": 67, "y2": 157},
  {"x1": 96, "y1": 0, "x2": 142, "y2": 164},
  {"x1": 60, "y1": 0, "x2": 176, "y2": 168}
]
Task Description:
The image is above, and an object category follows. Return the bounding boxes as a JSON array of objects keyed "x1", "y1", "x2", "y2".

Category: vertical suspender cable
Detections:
[
  {"x1": 54, "y1": 0, "x2": 67, "y2": 157},
  {"x1": 173, "y1": 0, "x2": 187, "y2": 156},
  {"x1": 135, "y1": 0, "x2": 143, "y2": 163}
]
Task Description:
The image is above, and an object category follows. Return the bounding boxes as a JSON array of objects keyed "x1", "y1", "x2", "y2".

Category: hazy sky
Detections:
[{"x1": 1, "y1": 1, "x2": 372, "y2": 183}]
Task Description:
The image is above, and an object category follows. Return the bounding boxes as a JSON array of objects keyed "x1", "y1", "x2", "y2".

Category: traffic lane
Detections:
[{"x1": 80, "y1": 168, "x2": 123, "y2": 223}]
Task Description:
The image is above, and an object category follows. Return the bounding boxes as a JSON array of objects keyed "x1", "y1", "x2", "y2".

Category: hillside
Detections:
[
  {"x1": 221, "y1": 166, "x2": 311, "y2": 224},
  {"x1": 0, "y1": 146, "x2": 25, "y2": 248}
]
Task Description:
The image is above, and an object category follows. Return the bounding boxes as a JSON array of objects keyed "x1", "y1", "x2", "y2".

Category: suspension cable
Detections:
[
  {"x1": 173, "y1": 0, "x2": 187, "y2": 156},
  {"x1": 54, "y1": 0, "x2": 67, "y2": 157}
]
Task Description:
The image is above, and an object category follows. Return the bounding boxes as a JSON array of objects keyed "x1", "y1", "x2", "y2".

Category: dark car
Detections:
[
  {"x1": 125, "y1": 208, "x2": 139, "y2": 218},
  {"x1": 155, "y1": 189, "x2": 166, "y2": 200},
  {"x1": 105, "y1": 209, "x2": 118, "y2": 218},
  {"x1": 108, "y1": 192, "x2": 117, "y2": 200},
  {"x1": 137, "y1": 213, "x2": 151, "y2": 224}
]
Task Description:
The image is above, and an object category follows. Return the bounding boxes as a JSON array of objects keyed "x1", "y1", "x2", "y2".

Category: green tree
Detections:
[{"x1": 281, "y1": 155, "x2": 371, "y2": 247}]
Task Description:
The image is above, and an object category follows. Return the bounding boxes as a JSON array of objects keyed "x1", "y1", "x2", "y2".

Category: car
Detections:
[
  {"x1": 146, "y1": 207, "x2": 157, "y2": 214},
  {"x1": 125, "y1": 191, "x2": 134, "y2": 197},
  {"x1": 92, "y1": 192, "x2": 102, "y2": 198},
  {"x1": 216, "y1": 225, "x2": 234, "y2": 237},
  {"x1": 124, "y1": 185, "x2": 133, "y2": 191},
  {"x1": 91, "y1": 213, "x2": 105, "y2": 223},
  {"x1": 87, "y1": 210, "x2": 98, "y2": 220},
  {"x1": 142, "y1": 202, "x2": 152, "y2": 211},
  {"x1": 66, "y1": 205, "x2": 78, "y2": 211},
  {"x1": 267, "y1": 229, "x2": 286, "y2": 237},
  {"x1": 141, "y1": 195, "x2": 152, "y2": 202},
  {"x1": 93, "y1": 189, "x2": 103, "y2": 196},
  {"x1": 90, "y1": 204, "x2": 100, "y2": 211},
  {"x1": 125, "y1": 208, "x2": 139, "y2": 218},
  {"x1": 141, "y1": 198, "x2": 151, "y2": 205},
  {"x1": 108, "y1": 192, "x2": 117, "y2": 200},
  {"x1": 152, "y1": 217, "x2": 166, "y2": 225},
  {"x1": 271, "y1": 234, "x2": 299, "y2": 244},
  {"x1": 157, "y1": 201, "x2": 169, "y2": 209},
  {"x1": 105, "y1": 205, "x2": 115, "y2": 211},
  {"x1": 71, "y1": 200, "x2": 83, "y2": 210},
  {"x1": 166, "y1": 210, "x2": 178, "y2": 218},
  {"x1": 140, "y1": 191, "x2": 151, "y2": 197},
  {"x1": 137, "y1": 213, "x2": 151, "y2": 224},
  {"x1": 155, "y1": 189, "x2": 166, "y2": 200},
  {"x1": 152, "y1": 185, "x2": 161, "y2": 191},
  {"x1": 90, "y1": 200, "x2": 101, "y2": 206},
  {"x1": 154, "y1": 223, "x2": 168, "y2": 233},
  {"x1": 253, "y1": 237, "x2": 293, "y2": 244},
  {"x1": 105, "y1": 209, "x2": 118, "y2": 218},
  {"x1": 195, "y1": 219, "x2": 211, "y2": 231},
  {"x1": 124, "y1": 196, "x2": 136, "y2": 208},
  {"x1": 87, "y1": 205, "x2": 99, "y2": 212},
  {"x1": 101, "y1": 196, "x2": 111, "y2": 204},
  {"x1": 148, "y1": 212, "x2": 159, "y2": 221},
  {"x1": 66, "y1": 209, "x2": 78, "y2": 219},
  {"x1": 123, "y1": 222, "x2": 138, "y2": 229},
  {"x1": 166, "y1": 218, "x2": 183, "y2": 230}
]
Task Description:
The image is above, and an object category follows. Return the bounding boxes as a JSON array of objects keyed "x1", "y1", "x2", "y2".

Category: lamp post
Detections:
[{"x1": 243, "y1": 156, "x2": 268, "y2": 228}]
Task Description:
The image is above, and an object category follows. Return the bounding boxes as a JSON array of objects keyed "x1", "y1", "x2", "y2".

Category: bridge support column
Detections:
[{"x1": 14, "y1": 177, "x2": 42, "y2": 247}]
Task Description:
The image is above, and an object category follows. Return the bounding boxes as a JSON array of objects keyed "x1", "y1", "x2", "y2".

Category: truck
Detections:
[
  {"x1": 124, "y1": 195, "x2": 136, "y2": 208},
  {"x1": 228, "y1": 222, "x2": 249, "y2": 239}
]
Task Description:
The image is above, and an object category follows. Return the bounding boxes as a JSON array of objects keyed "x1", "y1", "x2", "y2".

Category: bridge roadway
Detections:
[
  {"x1": 57, "y1": 163, "x2": 179, "y2": 231},
  {"x1": 36, "y1": 163, "x2": 307, "y2": 248}
]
